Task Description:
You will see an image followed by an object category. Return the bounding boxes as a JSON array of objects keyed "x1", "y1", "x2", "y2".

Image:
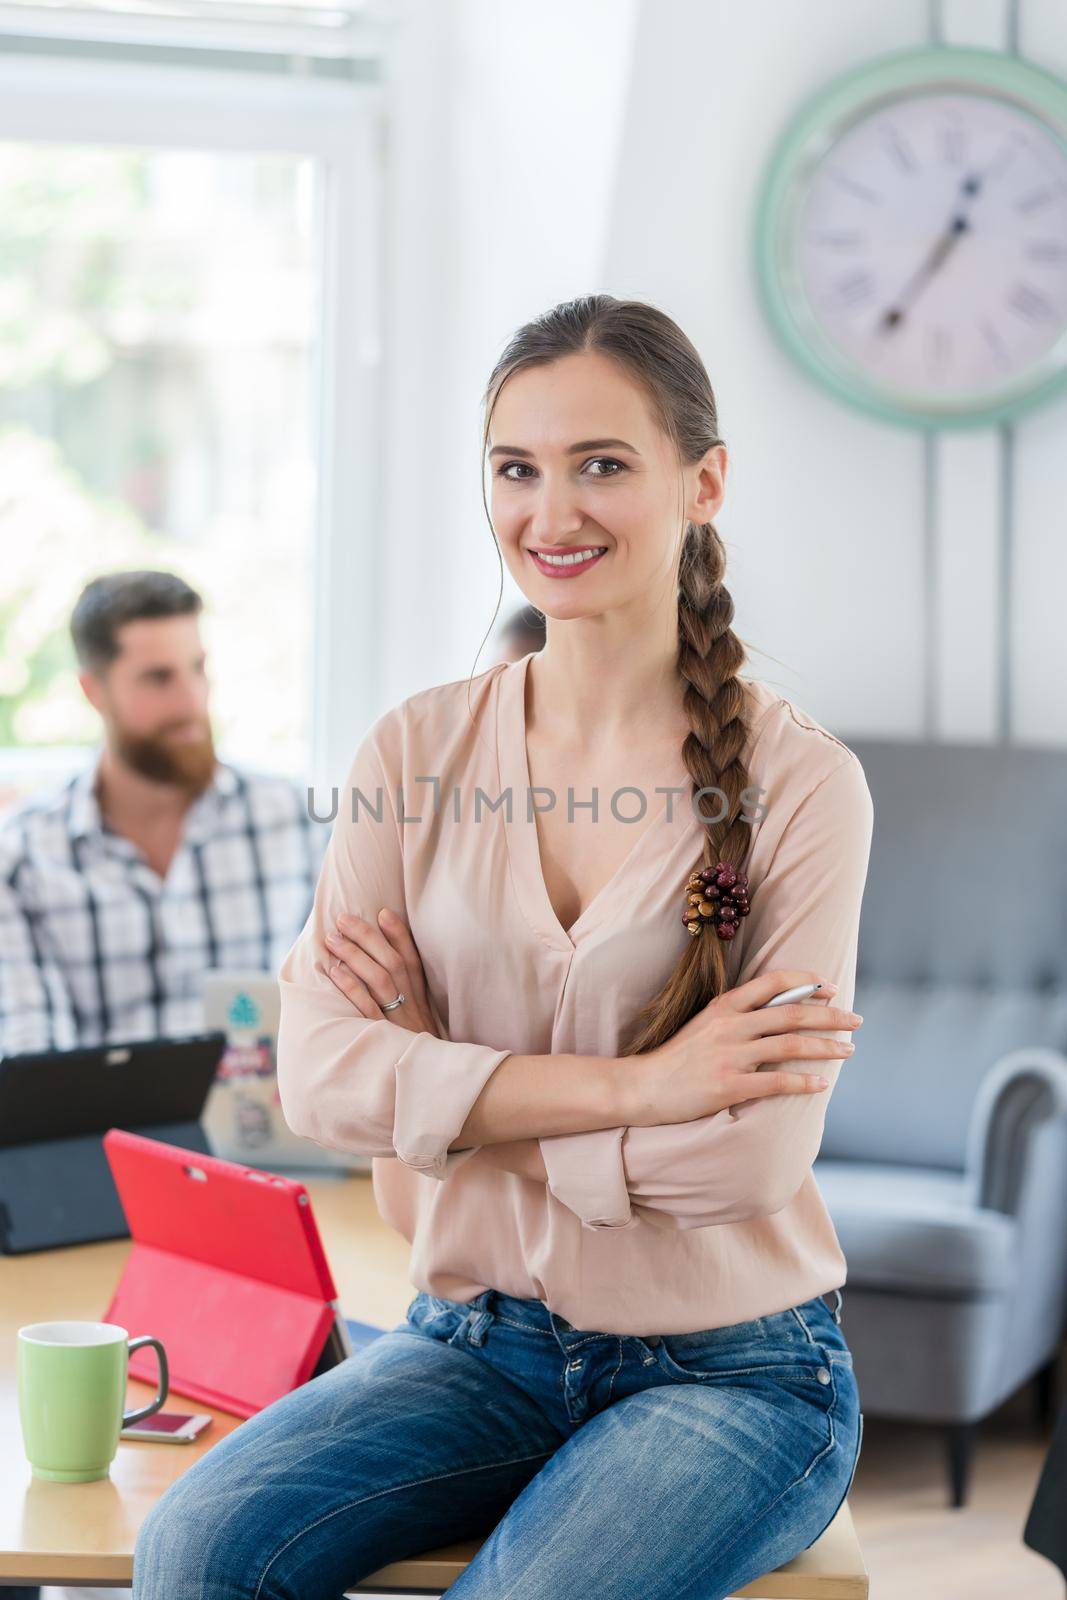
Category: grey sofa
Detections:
[{"x1": 813, "y1": 738, "x2": 1067, "y2": 1508}]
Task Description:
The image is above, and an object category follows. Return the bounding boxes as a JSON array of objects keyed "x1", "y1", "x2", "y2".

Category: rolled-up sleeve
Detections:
[
  {"x1": 275, "y1": 718, "x2": 513, "y2": 1180},
  {"x1": 539, "y1": 752, "x2": 873, "y2": 1229}
]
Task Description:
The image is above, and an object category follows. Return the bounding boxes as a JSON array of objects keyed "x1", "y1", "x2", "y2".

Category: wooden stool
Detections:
[{"x1": 344, "y1": 1497, "x2": 868, "y2": 1597}]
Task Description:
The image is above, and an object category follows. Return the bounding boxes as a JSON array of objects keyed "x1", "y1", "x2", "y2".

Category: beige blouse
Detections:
[{"x1": 276, "y1": 651, "x2": 874, "y2": 1336}]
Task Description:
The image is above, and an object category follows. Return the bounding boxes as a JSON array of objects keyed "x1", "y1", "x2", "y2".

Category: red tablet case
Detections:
[{"x1": 101, "y1": 1128, "x2": 343, "y2": 1418}]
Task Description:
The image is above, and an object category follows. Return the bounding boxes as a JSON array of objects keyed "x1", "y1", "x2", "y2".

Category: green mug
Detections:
[{"x1": 17, "y1": 1320, "x2": 169, "y2": 1482}]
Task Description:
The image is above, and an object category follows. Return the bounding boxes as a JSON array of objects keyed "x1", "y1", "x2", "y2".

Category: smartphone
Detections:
[{"x1": 120, "y1": 1410, "x2": 213, "y2": 1444}]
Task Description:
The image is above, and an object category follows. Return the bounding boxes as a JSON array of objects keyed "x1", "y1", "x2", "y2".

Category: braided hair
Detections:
[{"x1": 473, "y1": 294, "x2": 756, "y2": 1054}]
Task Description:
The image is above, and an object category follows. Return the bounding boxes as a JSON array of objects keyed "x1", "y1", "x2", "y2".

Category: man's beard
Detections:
[{"x1": 114, "y1": 724, "x2": 219, "y2": 795}]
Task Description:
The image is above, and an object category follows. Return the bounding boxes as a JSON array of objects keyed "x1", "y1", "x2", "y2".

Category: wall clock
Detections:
[{"x1": 754, "y1": 46, "x2": 1067, "y2": 428}]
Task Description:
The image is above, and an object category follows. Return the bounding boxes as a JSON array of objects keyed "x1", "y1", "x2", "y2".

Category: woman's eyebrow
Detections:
[{"x1": 488, "y1": 437, "x2": 640, "y2": 459}]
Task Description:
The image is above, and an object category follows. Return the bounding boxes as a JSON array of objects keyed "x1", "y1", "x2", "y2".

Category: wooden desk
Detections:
[
  {"x1": 0, "y1": 1173, "x2": 868, "y2": 1596},
  {"x1": 0, "y1": 1174, "x2": 411, "y2": 1589}
]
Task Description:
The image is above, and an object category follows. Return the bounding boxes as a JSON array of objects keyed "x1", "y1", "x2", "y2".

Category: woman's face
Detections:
[{"x1": 488, "y1": 349, "x2": 725, "y2": 623}]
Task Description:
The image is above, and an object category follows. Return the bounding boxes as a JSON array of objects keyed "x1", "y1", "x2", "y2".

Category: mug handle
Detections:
[{"x1": 122, "y1": 1335, "x2": 170, "y2": 1426}]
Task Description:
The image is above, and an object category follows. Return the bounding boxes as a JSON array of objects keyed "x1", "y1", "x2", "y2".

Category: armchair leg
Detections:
[
  {"x1": 1034, "y1": 1356, "x2": 1058, "y2": 1427},
  {"x1": 946, "y1": 1421, "x2": 979, "y2": 1508}
]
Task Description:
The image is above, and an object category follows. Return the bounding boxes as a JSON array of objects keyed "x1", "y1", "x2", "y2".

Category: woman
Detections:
[{"x1": 134, "y1": 295, "x2": 871, "y2": 1600}]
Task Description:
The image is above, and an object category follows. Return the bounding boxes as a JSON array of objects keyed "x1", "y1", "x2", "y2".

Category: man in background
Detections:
[{"x1": 0, "y1": 570, "x2": 327, "y2": 1057}]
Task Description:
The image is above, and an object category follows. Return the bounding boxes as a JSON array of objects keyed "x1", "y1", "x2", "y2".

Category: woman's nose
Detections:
[{"x1": 528, "y1": 485, "x2": 584, "y2": 541}]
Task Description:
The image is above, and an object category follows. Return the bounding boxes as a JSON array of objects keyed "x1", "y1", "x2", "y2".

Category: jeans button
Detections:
[
  {"x1": 817, "y1": 1366, "x2": 831, "y2": 1384},
  {"x1": 645, "y1": 1335, "x2": 661, "y2": 1347}
]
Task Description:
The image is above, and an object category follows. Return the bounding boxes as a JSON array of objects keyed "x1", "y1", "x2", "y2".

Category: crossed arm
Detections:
[
  {"x1": 534, "y1": 756, "x2": 873, "y2": 1229},
  {"x1": 277, "y1": 718, "x2": 873, "y2": 1232}
]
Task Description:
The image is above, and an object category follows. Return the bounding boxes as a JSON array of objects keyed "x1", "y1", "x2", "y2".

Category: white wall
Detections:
[
  {"x1": 375, "y1": 0, "x2": 640, "y2": 709},
  {"x1": 373, "y1": 0, "x2": 1065, "y2": 750}
]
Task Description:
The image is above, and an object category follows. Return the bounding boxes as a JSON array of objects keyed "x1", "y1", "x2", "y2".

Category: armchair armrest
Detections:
[{"x1": 965, "y1": 1048, "x2": 1067, "y2": 1213}]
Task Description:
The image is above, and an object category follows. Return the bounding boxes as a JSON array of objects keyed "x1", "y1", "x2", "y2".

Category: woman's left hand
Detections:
[{"x1": 323, "y1": 908, "x2": 440, "y2": 1037}]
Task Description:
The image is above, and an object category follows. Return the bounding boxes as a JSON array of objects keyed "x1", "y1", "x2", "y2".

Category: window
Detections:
[
  {"x1": 0, "y1": 10, "x2": 384, "y2": 809},
  {"x1": 1, "y1": 141, "x2": 318, "y2": 785}
]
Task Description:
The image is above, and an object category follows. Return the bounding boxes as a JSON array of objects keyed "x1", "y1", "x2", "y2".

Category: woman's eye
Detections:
[{"x1": 494, "y1": 457, "x2": 625, "y2": 481}]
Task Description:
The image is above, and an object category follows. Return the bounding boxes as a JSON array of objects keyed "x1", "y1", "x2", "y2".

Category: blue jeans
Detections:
[{"x1": 133, "y1": 1288, "x2": 863, "y2": 1600}]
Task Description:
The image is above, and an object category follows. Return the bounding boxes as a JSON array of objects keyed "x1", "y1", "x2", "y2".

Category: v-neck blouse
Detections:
[
  {"x1": 497, "y1": 656, "x2": 697, "y2": 955},
  {"x1": 276, "y1": 652, "x2": 874, "y2": 1335}
]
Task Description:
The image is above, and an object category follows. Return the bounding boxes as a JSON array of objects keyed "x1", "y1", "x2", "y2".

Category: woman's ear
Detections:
[{"x1": 688, "y1": 443, "x2": 727, "y2": 526}]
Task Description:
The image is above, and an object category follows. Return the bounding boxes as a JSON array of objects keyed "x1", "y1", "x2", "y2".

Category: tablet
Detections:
[
  {"x1": 0, "y1": 1032, "x2": 225, "y2": 1254},
  {"x1": 103, "y1": 1128, "x2": 374, "y2": 1416}
]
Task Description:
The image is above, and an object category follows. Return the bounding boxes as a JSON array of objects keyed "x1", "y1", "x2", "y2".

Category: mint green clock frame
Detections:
[{"x1": 753, "y1": 44, "x2": 1067, "y2": 430}]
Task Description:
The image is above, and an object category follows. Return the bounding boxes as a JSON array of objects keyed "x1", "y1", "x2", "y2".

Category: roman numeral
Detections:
[
  {"x1": 1024, "y1": 239, "x2": 1067, "y2": 263},
  {"x1": 825, "y1": 270, "x2": 876, "y2": 311},
  {"x1": 826, "y1": 169, "x2": 882, "y2": 204},
  {"x1": 1006, "y1": 282, "x2": 1057, "y2": 322},
  {"x1": 881, "y1": 123, "x2": 918, "y2": 172}
]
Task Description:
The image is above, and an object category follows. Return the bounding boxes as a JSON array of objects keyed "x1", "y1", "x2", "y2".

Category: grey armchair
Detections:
[{"x1": 812, "y1": 738, "x2": 1067, "y2": 1508}]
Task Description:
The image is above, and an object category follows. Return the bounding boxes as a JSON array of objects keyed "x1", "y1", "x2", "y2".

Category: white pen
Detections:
[{"x1": 763, "y1": 982, "x2": 824, "y2": 1008}]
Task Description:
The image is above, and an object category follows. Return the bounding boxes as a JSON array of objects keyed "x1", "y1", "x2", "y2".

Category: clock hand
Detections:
[
  {"x1": 877, "y1": 170, "x2": 983, "y2": 334},
  {"x1": 878, "y1": 217, "x2": 968, "y2": 329}
]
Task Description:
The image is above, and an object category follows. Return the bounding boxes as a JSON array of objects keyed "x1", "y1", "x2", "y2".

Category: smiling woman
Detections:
[{"x1": 133, "y1": 294, "x2": 872, "y2": 1600}]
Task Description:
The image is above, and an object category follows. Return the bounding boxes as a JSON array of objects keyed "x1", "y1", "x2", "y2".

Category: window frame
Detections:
[{"x1": 0, "y1": 45, "x2": 385, "y2": 794}]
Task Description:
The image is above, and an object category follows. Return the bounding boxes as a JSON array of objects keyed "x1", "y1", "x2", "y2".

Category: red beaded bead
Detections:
[{"x1": 683, "y1": 860, "x2": 752, "y2": 940}]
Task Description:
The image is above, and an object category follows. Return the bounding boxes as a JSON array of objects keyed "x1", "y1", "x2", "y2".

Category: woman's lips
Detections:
[{"x1": 527, "y1": 548, "x2": 608, "y2": 579}]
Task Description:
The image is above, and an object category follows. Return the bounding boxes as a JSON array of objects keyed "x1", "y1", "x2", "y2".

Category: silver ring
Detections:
[{"x1": 381, "y1": 992, "x2": 405, "y2": 1011}]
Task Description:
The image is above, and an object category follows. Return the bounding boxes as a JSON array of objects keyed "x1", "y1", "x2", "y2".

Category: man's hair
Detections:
[{"x1": 70, "y1": 571, "x2": 203, "y2": 673}]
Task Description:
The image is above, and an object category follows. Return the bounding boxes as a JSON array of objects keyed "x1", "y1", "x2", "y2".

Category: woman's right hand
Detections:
[{"x1": 623, "y1": 969, "x2": 863, "y2": 1128}]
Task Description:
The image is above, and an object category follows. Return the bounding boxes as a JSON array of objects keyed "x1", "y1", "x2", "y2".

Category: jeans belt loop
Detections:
[
  {"x1": 829, "y1": 1288, "x2": 843, "y2": 1325},
  {"x1": 466, "y1": 1311, "x2": 491, "y2": 1346},
  {"x1": 466, "y1": 1290, "x2": 495, "y2": 1347}
]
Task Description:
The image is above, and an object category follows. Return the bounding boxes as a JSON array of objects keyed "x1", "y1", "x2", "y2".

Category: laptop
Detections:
[
  {"x1": 0, "y1": 1032, "x2": 224, "y2": 1254},
  {"x1": 200, "y1": 969, "x2": 370, "y2": 1175},
  {"x1": 102, "y1": 1128, "x2": 385, "y2": 1417}
]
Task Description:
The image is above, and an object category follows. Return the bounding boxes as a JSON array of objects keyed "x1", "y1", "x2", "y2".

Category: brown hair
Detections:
[
  {"x1": 473, "y1": 293, "x2": 756, "y2": 1054},
  {"x1": 71, "y1": 570, "x2": 203, "y2": 674}
]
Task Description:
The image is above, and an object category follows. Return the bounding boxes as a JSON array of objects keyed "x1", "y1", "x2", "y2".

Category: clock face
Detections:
[
  {"x1": 792, "y1": 91, "x2": 1067, "y2": 406},
  {"x1": 755, "y1": 50, "x2": 1067, "y2": 425}
]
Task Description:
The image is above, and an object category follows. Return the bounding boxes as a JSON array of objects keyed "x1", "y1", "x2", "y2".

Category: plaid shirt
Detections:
[{"x1": 0, "y1": 753, "x2": 328, "y2": 1058}]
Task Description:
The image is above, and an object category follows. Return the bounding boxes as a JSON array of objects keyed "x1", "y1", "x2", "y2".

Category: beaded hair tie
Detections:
[{"x1": 683, "y1": 861, "x2": 751, "y2": 940}]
